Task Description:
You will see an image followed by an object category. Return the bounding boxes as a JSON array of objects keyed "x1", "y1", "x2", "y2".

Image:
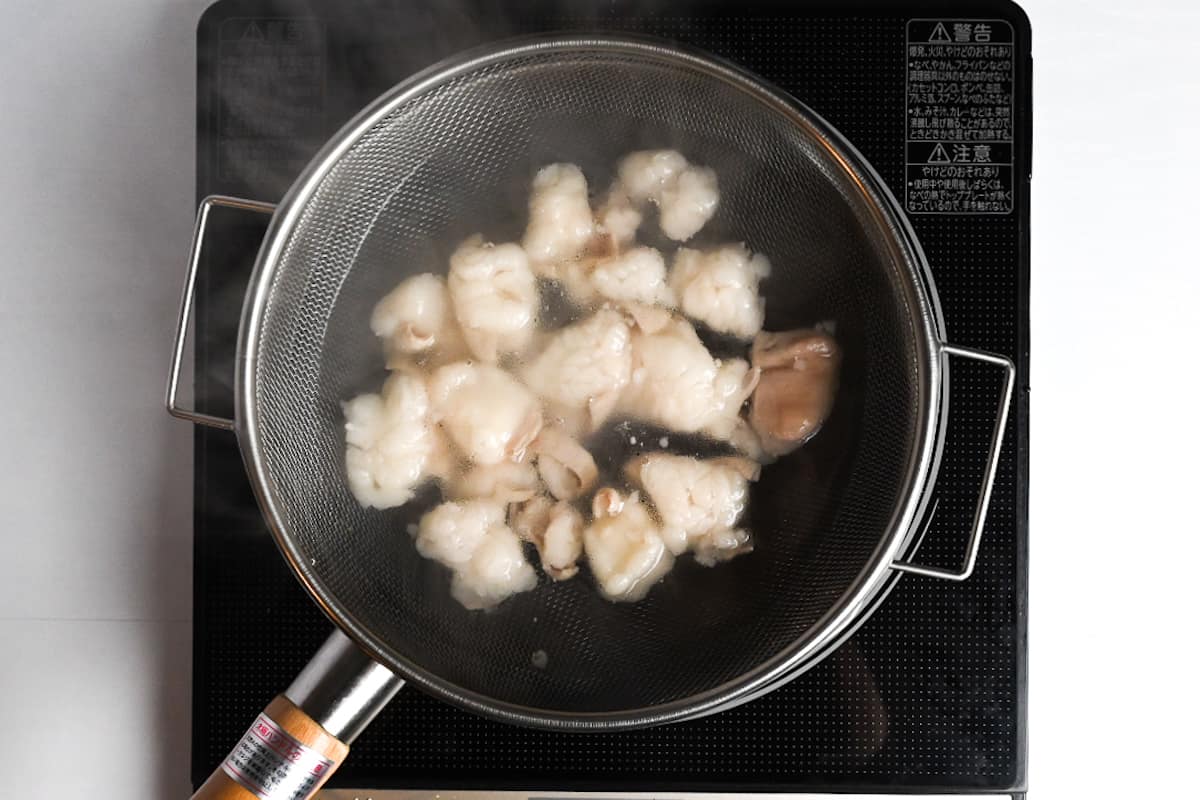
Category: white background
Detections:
[{"x1": 1, "y1": 0, "x2": 1197, "y2": 797}]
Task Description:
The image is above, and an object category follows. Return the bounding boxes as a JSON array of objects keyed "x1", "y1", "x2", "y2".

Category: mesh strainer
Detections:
[{"x1": 167, "y1": 35, "x2": 1014, "y2": 799}]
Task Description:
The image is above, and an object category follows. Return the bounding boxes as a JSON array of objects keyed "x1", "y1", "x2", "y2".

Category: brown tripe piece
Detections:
[{"x1": 749, "y1": 328, "x2": 841, "y2": 458}]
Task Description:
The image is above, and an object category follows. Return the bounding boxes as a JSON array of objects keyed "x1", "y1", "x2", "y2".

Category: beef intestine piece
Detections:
[
  {"x1": 669, "y1": 244, "x2": 771, "y2": 340},
  {"x1": 511, "y1": 496, "x2": 585, "y2": 581},
  {"x1": 748, "y1": 328, "x2": 841, "y2": 458},
  {"x1": 522, "y1": 308, "x2": 633, "y2": 433},
  {"x1": 616, "y1": 307, "x2": 760, "y2": 453},
  {"x1": 444, "y1": 460, "x2": 541, "y2": 505},
  {"x1": 616, "y1": 149, "x2": 719, "y2": 242},
  {"x1": 370, "y1": 273, "x2": 469, "y2": 367},
  {"x1": 522, "y1": 162, "x2": 596, "y2": 281},
  {"x1": 415, "y1": 499, "x2": 538, "y2": 610},
  {"x1": 529, "y1": 425, "x2": 599, "y2": 502},
  {"x1": 583, "y1": 488, "x2": 674, "y2": 602},
  {"x1": 427, "y1": 361, "x2": 543, "y2": 467},
  {"x1": 625, "y1": 453, "x2": 759, "y2": 564},
  {"x1": 343, "y1": 370, "x2": 439, "y2": 510},
  {"x1": 447, "y1": 235, "x2": 538, "y2": 363}
]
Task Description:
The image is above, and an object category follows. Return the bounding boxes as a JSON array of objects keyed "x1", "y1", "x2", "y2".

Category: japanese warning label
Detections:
[{"x1": 906, "y1": 19, "x2": 1015, "y2": 214}]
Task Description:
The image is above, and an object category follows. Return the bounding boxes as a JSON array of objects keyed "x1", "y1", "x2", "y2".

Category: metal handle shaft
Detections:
[
  {"x1": 166, "y1": 195, "x2": 276, "y2": 429},
  {"x1": 286, "y1": 629, "x2": 405, "y2": 743},
  {"x1": 891, "y1": 343, "x2": 1017, "y2": 582}
]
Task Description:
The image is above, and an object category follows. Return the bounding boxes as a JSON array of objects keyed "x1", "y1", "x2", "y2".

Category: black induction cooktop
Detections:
[{"x1": 190, "y1": 0, "x2": 1030, "y2": 795}]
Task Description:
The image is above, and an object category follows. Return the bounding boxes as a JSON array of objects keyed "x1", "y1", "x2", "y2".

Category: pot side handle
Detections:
[
  {"x1": 891, "y1": 344, "x2": 1016, "y2": 582},
  {"x1": 166, "y1": 195, "x2": 276, "y2": 430}
]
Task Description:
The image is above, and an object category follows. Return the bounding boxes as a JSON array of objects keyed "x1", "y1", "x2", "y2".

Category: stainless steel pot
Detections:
[{"x1": 166, "y1": 35, "x2": 1014, "y2": 800}]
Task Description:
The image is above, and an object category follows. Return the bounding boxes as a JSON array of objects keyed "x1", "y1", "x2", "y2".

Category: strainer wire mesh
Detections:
[{"x1": 239, "y1": 38, "x2": 935, "y2": 728}]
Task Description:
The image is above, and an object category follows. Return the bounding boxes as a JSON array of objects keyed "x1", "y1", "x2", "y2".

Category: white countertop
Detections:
[{"x1": 1, "y1": 0, "x2": 1197, "y2": 797}]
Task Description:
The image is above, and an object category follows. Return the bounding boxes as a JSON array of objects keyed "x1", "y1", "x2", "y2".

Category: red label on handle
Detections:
[{"x1": 221, "y1": 713, "x2": 334, "y2": 800}]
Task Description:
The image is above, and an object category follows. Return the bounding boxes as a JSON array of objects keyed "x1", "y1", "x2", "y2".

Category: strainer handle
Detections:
[
  {"x1": 166, "y1": 194, "x2": 276, "y2": 430},
  {"x1": 190, "y1": 630, "x2": 403, "y2": 800},
  {"x1": 891, "y1": 344, "x2": 1017, "y2": 582}
]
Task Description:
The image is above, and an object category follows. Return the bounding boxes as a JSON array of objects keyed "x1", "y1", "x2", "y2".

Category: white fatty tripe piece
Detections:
[
  {"x1": 618, "y1": 311, "x2": 759, "y2": 446},
  {"x1": 670, "y1": 244, "x2": 771, "y2": 339},
  {"x1": 414, "y1": 499, "x2": 505, "y2": 569},
  {"x1": 616, "y1": 150, "x2": 719, "y2": 241},
  {"x1": 450, "y1": 525, "x2": 538, "y2": 610},
  {"x1": 369, "y1": 273, "x2": 468, "y2": 366},
  {"x1": 417, "y1": 501, "x2": 539, "y2": 609},
  {"x1": 703, "y1": 358, "x2": 764, "y2": 458},
  {"x1": 583, "y1": 488, "x2": 674, "y2": 602},
  {"x1": 447, "y1": 235, "x2": 538, "y2": 363},
  {"x1": 555, "y1": 247, "x2": 675, "y2": 310},
  {"x1": 659, "y1": 166, "x2": 720, "y2": 242},
  {"x1": 427, "y1": 361, "x2": 543, "y2": 466},
  {"x1": 617, "y1": 150, "x2": 690, "y2": 203},
  {"x1": 595, "y1": 183, "x2": 642, "y2": 247},
  {"x1": 522, "y1": 163, "x2": 595, "y2": 279},
  {"x1": 344, "y1": 371, "x2": 437, "y2": 509},
  {"x1": 589, "y1": 246, "x2": 676, "y2": 308},
  {"x1": 522, "y1": 308, "x2": 633, "y2": 431},
  {"x1": 539, "y1": 503, "x2": 585, "y2": 580},
  {"x1": 625, "y1": 453, "x2": 759, "y2": 562}
]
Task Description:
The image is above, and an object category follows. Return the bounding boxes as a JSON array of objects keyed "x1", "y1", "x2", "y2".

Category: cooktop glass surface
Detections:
[{"x1": 190, "y1": 0, "x2": 1029, "y2": 795}]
